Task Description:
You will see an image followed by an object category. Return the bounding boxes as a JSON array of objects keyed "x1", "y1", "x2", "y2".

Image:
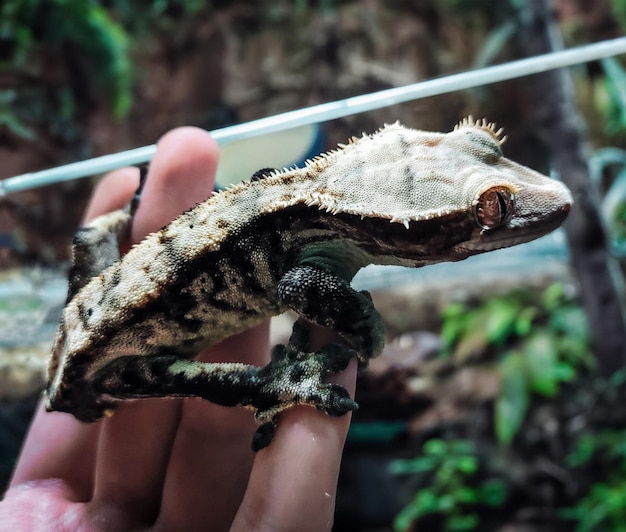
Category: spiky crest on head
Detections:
[{"x1": 454, "y1": 116, "x2": 507, "y2": 145}]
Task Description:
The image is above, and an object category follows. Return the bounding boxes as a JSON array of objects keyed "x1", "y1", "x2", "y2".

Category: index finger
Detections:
[{"x1": 232, "y1": 327, "x2": 358, "y2": 531}]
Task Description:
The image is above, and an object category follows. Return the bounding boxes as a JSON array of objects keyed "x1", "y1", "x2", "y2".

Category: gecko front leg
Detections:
[
  {"x1": 243, "y1": 263, "x2": 386, "y2": 448},
  {"x1": 277, "y1": 264, "x2": 385, "y2": 365}
]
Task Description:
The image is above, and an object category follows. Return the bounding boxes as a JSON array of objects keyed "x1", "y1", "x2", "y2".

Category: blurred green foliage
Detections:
[
  {"x1": 391, "y1": 439, "x2": 507, "y2": 531},
  {"x1": 589, "y1": 147, "x2": 626, "y2": 258},
  {"x1": 441, "y1": 283, "x2": 592, "y2": 446},
  {"x1": 1, "y1": 0, "x2": 132, "y2": 117},
  {"x1": 563, "y1": 426, "x2": 626, "y2": 531},
  {"x1": 0, "y1": 0, "x2": 218, "y2": 146},
  {"x1": 393, "y1": 284, "x2": 594, "y2": 530},
  {"x1": 598, "y1": 57, "x2": 626, "y2": 140},
  {"x1": 0, "y1": 90, "x2": 35, "y2": 140},
  {"x1": 613, "y1": 0, "x2": 626, "y2": 36},
  {"x1": 102, "y1": 0, "x2": 209, "y2": 35}
]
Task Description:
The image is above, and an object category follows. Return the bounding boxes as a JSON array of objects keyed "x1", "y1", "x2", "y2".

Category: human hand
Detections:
[{"x1": 1, "y1": 127, "x2": 356, "y2": 531}]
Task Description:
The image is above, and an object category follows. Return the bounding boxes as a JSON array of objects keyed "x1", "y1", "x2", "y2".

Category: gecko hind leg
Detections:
[
  {"x1": 67, "y1": 208, "x2": 133, "y2": 299},
  {"x1": 66, "y1": 165, "x2": 149, "y2": 300},
  {"x1": 89, "y1": 339, "x2": 358, "y2": 451}
]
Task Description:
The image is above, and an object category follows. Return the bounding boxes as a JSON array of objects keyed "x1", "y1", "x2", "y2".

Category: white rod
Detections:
[{"x1": 3, "y1": 37, "x2": 626, "y2": 196}]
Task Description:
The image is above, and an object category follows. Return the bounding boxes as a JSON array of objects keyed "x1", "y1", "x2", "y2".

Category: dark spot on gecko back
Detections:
[
  {"x1": 111, "y1": 269, "x2": 122, "y2": 287},
  {"x1": 158, "y1": 232, "x2": 174, "y2": 245},
  {"x1": 250, "y1": 168, "x2": 277, "y2": 182},
  {"x1": 289, "y1": 363, "x2": 305, "y2": 383},
  {"x1": 75, "y1": 300, "x2": 92, "y2": 329}
]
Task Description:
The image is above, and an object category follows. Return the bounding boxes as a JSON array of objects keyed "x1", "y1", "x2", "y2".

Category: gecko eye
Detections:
[{"x1": 474, "y1": 187, "x2": 515, "y2": 230}]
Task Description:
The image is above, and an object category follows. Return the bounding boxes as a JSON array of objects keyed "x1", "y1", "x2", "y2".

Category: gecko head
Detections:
[
  {"x1": 455, "y1": 163, "x2": 572, "y2": 253},
  {"x1": 308, "y1": 119, "x2": 572, "y2": 264},
  {"x1": 436, "y1": 117, "x2": 573, "y2": 254}
]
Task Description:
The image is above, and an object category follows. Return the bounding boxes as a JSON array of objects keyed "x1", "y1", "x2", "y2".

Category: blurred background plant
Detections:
[
  {"x1": 441, "y1": 283, "x2": 593, "y2": 446},
  {"x1": 1, "y1": 0, "x2": 132, "y2": 136},
  {"x1": 391, "y1": 439, "x2": 507, "y2": 531}
]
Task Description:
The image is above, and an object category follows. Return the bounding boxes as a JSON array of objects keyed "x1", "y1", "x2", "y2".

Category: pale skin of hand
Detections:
[{"x1": 0, "y1": 127, "x2": 357, "y2": 531}]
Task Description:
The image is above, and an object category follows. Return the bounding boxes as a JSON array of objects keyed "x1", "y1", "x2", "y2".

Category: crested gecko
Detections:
[{"x1": 46, "y1": 117, "x2": 572, "y2": 450}]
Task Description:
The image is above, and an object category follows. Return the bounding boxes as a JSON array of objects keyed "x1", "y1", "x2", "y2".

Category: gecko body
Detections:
[{"x1": 46, "y1": 118, "x2": 572, "y2": 449}]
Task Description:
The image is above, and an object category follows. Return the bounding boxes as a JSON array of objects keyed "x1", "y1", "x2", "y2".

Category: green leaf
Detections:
[
  {"x1": 495, "y1": 352, "x2": 529, "y2": 446},
  {"x1": 542, "y1": 283, "x2": 565, "y2": 311},
  {"x1": 448, "y1": 440, "x2": 475, "y2": 455},
  {"x1": 454, "y1": 486, "x2": 479, "y2": 504},
  {"x1": 415, "y1": 488, "x2": 439, "y2": 513},
  {"x1": 452, "y1": 308, "x2": 490, "y2": 363},
  {"x1": 514, "y1": 306, "x2": 538, "y2": 337},
  {"x1": 393, "y1": 488, "x2": 442, "y2": 531},
  {"x1": 566, "y1": 435, "x2": 596, "y2": 467},
  {"x1": 389, "y1": 456, "x2": 436, "y2": 475},
  {"x1": 424, "y1": 439, "x2": 448, "y2": 457},
  {"x1": 524, "y1": 330, "x2": 560, "y2": 397},
  {"x1": 0, "y1": 110, "x2": 36, "y2": 139},
  {"x1": 556, "y1": 336, "x2": 593, "y2": 369},
  {"x1": 393, "y1": 502, "x2": 422, "y2": 531},
  {"x1": 602, "y1": 57, "x2": 626, "y2": 135},
  {"x1": 484, "y1": 298, "x2": 521, "y2": 345},
  {"x1": 554, "y1": 361, "x2": 576, "y2": 382},
  {"x1": 0, "y1": 89, "x2": 36, "y2": 140},
  {"x1": 437, "y1": 461, "x2": 458, "y2": 484},
  {"x1": 438, "y1": 493, "x2": 455, "y2": 511},
  {"x1": 440, "y1": 302, "x2": 469, "y2": 353},
  {"x1": 473, "y1": 21, "x2": 516, "y2": 68},
  {"x1": 448, "y1": 514, "x2": 479, "y2": 530},
  {"x1": 456, "y1": 455, "x2": 478, "y2": 475},
  {"x1": 479, "y1": 479, "x2": 508, "y2": 506},
  {"x1": 548, "y1": 306, "x2": 589, "y2": 341}
]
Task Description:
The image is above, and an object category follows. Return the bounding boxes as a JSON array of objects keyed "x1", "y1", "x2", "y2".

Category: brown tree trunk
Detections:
[{"x1": 522, "y1": 0, "x2": 626, "y2": 374}]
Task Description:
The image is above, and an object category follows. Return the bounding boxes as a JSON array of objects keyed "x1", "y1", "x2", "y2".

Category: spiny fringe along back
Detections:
[{"x1": 454, "y1": 116, "x2": 507, "y2": 145}]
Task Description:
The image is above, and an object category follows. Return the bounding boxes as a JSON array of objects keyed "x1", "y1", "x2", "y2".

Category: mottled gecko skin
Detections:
[{"x1": 46, "y1": 118, "x2": 572, "y2": 450}]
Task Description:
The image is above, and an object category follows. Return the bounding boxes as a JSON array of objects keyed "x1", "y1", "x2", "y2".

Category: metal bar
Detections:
[{"x1": 3, "y1": 37, "x2": 626, "y2": 196}]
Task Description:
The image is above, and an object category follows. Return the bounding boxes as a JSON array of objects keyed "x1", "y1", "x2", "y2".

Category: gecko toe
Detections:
[
  {"x1": 252, "y1": 422, "x2": 276, "y2": 451},
  {"x1": 322, "y1": 383, "x2": 359, "y2": 416}
]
